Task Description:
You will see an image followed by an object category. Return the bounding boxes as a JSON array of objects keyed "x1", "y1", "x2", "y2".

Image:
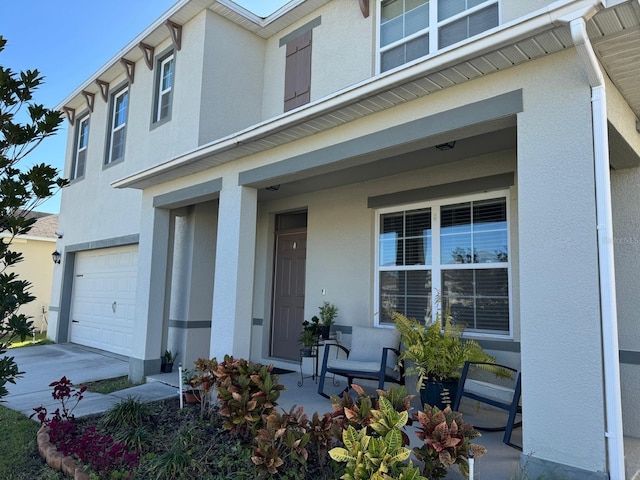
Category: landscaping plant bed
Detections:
[{"x1": 32, "y1": 357, "x2": 485, "y2": 480}]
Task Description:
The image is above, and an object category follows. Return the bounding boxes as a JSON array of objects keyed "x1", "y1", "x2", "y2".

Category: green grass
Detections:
[
  {"x1": 82, "y1": 375, "x2": 138, "y2": 394},
  {"x1": 8, "y1": 332, "x2": 53, "y2": 349},
  {"x1": 0, "y1": 406, "x2": 65, "y2": 480}
]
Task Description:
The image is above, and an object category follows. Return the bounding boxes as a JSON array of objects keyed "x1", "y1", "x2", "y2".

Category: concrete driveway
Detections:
[{"x1": 3, "y1": 343, "x2": 177, "y2": 418}]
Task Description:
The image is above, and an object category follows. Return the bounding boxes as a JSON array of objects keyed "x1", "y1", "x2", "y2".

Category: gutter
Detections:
[
  {"x1": 113, "y1": 0, "x2": 603, "y2": 189},
  {"x1": 566, "y1": 8, "x2": 626, "y2": 480}
]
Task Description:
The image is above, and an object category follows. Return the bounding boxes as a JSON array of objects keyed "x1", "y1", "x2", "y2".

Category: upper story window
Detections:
[
  {"x1": 376, "y1": 192, "x2": 511, "y2": 336},
  {"x1": 71, "y1": 115, "x2": 89, "y2": 180},
  {"x1": 106, "y1": 86, "x2": 129, "y2": 165},
  {"x1": 379, "y1": 0, "x2": 499, "y2": 72},
  {"x1": 153, "y1": 52, "x2": 174, "y2": 124}
]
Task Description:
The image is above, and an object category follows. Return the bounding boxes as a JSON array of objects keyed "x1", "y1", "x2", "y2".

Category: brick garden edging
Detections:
[{"x1": 36, "y1": 425, "x2": 89, "y2": 480}]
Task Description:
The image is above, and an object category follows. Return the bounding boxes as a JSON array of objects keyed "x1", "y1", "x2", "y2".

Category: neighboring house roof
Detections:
[
  {"x1": 27, "y1": 214, "x2": 59, "y2": 239},
  {"x1": 1, "y1": 212, "x2": 59, "y2": 241}
]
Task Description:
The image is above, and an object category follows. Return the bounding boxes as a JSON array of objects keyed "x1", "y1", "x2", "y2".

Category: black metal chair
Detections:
[
  {"x1": 317, "y1": 326, "x2": 404, "y2": 398},
  {"x1": 453, "y1": 361, "x2": 522, "y2": 450}
]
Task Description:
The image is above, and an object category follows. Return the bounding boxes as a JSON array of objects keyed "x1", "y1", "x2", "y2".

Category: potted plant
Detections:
[
  {"x1": 394, "y1": 306, "x2": 498, "y2": 410},
  {"x1": 318, "y1": 302, "x2": 338, "y2": 339},
  {"x1": 182, "y1": 368, "x2": 200, "y2": 404},
  {"x1": 413, "y1": 404, "x2": 487, "y2": 480},
  {"x1": 161, "y1": 349, "x2": 178, "y2": 373},
  {"x1": 299, "y1": 317, "x2": 321, "y2": 356}
]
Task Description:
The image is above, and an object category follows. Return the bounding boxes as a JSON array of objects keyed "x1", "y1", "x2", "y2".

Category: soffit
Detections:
[{"x1": 589, "y1": 1, "x2": 640, "y2": 119}]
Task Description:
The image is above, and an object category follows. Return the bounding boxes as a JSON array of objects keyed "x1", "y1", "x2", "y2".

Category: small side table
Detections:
[
  {"x1": 298, "y1": 336, "x2": 337, "y2": 387},
  {"x1": 298, "y1": 346, "x2": 318, "y2": 387}
]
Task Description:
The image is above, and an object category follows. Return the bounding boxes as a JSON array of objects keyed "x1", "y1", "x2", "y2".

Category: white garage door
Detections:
[{"x1": 70, "y1": 245, "x2": 138, "y2": 356}]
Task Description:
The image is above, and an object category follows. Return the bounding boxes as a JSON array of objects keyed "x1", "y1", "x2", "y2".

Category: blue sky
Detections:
[{"x1": 0, "y1": 0, "x2": 289, "y2": 213}]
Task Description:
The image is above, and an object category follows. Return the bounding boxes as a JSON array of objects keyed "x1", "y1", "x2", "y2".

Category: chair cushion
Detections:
[
  {"x1": 327, "y1": 358, "x2": 401, "y2": 381},
  {"x1": 348, "y1": 326, "x2": 400, "y2": 370},
  {"x1": 464, "y1": 379, "x2": 516, "y2": 405}
]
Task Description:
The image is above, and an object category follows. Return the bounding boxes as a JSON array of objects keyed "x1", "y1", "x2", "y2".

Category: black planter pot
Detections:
[
  {"x1": 161, "y1": 362, "x2": 174, "y2": 373},
  {"x1": 419, "y1": 379, "x2": 459, "y2": 410},
  {"x1": 320, "y1": 325, "x2": 331, "y2": 339}
]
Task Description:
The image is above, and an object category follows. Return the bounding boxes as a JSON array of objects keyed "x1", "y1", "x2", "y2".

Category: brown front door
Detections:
[{"x1": 271, "y1": 227, "x2": 307, "y2": 361}]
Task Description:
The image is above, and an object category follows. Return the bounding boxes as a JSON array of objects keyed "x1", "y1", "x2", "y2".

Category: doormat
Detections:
[{"x1": 271, "y1": 367, "x2": 295, "y2": 375}]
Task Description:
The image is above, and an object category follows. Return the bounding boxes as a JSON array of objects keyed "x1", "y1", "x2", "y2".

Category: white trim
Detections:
[
  {"x1": 374, "y1": 189, "x2": 512, "y2": 338},
  {"x1": 107, "y1": 86, "x2": 129, "y2": 164},
  {"x1": 377, "y1": 0, "x2": 500, "y2": 73},
  {"x1": 72, "y1": 115, "x2": 90, "y2": 179},
  {"x1": 155, "y1": 52, "x2": 175, "y2": 123}
]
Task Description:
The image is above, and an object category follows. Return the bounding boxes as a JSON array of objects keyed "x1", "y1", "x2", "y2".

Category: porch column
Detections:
[
  {"x1": 167, "y1": 204, "x2": 217, "y2": 368},
  {"x1": 210, "y1": 180, "x2": 257, "y2": 359},
  {"x1": 516, "y1": 57, "x2": 607, "y2": 478},
  {"x1": 130, "y1": 203, "x2": 171, "y2": 382}
]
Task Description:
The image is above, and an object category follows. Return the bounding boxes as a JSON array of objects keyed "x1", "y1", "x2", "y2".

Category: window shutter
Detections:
[{"x1": 284, "y1": 30, "x2": 312, "y2": 112}]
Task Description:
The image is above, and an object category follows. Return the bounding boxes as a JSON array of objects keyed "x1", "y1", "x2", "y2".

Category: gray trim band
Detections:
[
  {"x1": 153, "y1": 178, "x2": 222, "y2": 209},
  {"x1": 65, "y1": 234, "x2": 139, "y2": 253},
  {"x1": 169, "y1": 320, "x2": 211, "y2": 329},
  {"x1": 239, "y1": 90, "x2": 523, "y2": 187},
  {"x1": 477, "y1": 339, "x2": 521, "y2": 353},
  {"x1": 368, "y1": 173, "x2": 514, "y2": 209},
  {"x1": 49, "y1": 306, "x2": 60, "y2": 312},
  {"x1": 620, "y1": 350, "x2": 640, "y2": 365},
  {"x1": 279, "y1": 16, "x2": 321, "y2": 47}
]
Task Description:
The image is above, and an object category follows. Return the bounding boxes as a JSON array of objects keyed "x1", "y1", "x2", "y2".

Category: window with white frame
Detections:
[
  {"x1": 153, "y1": 52, "x2": 174, "y2": 123},
  {"x1": 106, "y1": 86, "x2": 129, "y2": 164},
  {"x1": 71, "y1": 115, "x2": 89, "y2": 179},
  {"x1": 376, "y1": 192, "x2": 510, "y2": 335},
  {"x1": 379, "y1": 0, "x2": 499, "y2": 72}
]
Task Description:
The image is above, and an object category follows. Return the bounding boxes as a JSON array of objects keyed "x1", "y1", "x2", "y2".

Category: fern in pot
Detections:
[{"x1": 394, "y1": 307, "x2": 497, "y2": 410}]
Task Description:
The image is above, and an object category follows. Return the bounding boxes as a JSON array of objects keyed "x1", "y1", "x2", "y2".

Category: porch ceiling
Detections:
[{"x1": 114, "y1": 1, "x2": 640, "y2": 191}]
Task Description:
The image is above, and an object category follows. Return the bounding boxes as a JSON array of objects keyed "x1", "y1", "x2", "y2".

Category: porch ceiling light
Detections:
[
  {"x1": 435, "y1": 141, "x2": 456, "y2": 151},
  {"x1": 266, "y1": 184, "x2": 280, "y2": 191},
  {"x1": 51, "y1": 250, "x2": 61, "y2": 264}
]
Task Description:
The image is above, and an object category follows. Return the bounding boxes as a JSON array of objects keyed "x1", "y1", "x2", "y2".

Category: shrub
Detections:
[
  {"x1": 329, "y1": 396, "x2": 426, "y2": 480},
  {"x1": 412, "y1": 405, "x2": 486, "y2": 480},
  {"x1": 31, "y1": 376, "x2": 140, "y2": 479},
  {"x1": 211, "y1": 355, "x2": 285, "y2": 439}
]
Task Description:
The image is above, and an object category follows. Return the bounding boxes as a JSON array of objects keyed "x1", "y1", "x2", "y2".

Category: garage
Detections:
[{"x1": 69, "y1": 245, "x2": 138, "y2": 356}]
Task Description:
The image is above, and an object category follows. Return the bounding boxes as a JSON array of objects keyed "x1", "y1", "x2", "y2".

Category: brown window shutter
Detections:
[{"x1": 284, "y1": 30, "x2": 312, "y2": 112}]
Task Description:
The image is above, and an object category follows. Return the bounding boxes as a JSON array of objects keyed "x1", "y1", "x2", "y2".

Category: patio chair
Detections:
[
  {"x1": 453, "y1": 361, "x2": 522, "y2": 450},
  {"x1": 317, "y1": 326, "x2": 403, "y2": 398}
]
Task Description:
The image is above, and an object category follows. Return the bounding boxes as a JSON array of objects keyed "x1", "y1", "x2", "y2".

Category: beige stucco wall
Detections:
[
  {"x1": 6, "y1": 237, "x2": 55, "y2": 333},
  {"x1": 261, "y1": 0, "x2": 373, "y2": 120},
  {"x1": 502, "y1": 0, "x2": 559, "y2": 23},
  {"x1": 199, "y1": 10, "x2": 265, "y2": 145}
]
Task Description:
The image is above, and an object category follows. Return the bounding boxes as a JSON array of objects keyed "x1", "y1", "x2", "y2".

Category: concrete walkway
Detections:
[{"x1": 4, "y1": 344, "x2": 177, "y2": 418}]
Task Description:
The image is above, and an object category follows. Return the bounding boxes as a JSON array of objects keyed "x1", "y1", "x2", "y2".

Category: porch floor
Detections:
[{"x1": 149, "y1": 366, "x2": 640, "y2": 479}]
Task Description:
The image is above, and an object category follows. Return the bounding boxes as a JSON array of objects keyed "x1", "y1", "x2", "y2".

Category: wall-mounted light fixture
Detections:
[
  {"x1": 435, "y1": 141, "x2": 456, "y2": 151},
  {"x1": 51, "y1": 250, "x2": 61, "y2": 264}
]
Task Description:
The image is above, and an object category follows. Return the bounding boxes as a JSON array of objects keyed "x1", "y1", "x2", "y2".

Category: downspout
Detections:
[{"x1": 569, "y1": 12, "x2": 625, "y2": 480}]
